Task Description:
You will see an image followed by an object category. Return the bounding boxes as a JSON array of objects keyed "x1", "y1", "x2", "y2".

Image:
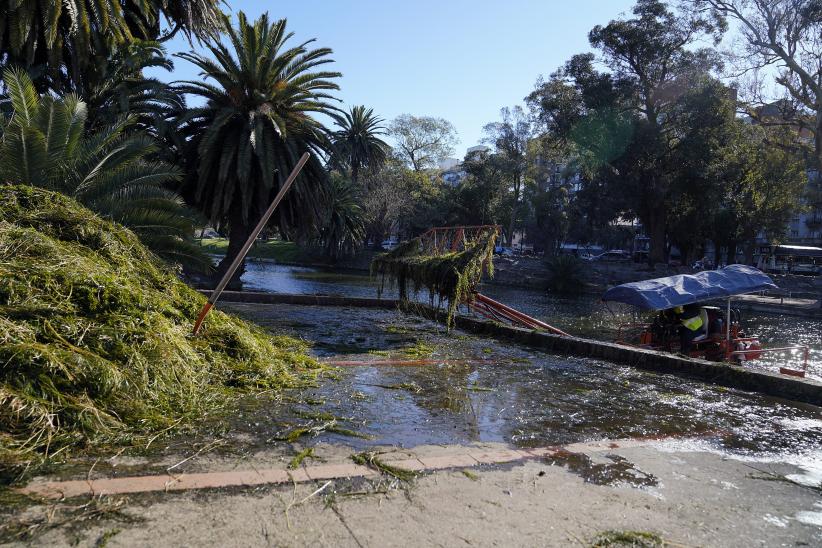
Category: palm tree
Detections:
[
  {"x1": 0, "y1": 0, "x2": 222, "y2": 93},
  {"x1": 82, "y1": 40, "x2": 187, "y2": 166},
  {"x1": 0, "y1": 68, "x2": 208, "y2": 269},
  {"x1": 331, "y1": 105, "x2": 390, "y2": 183},
  {"x1": 85, "y1": 41, "x2": 185, "y2": 133},
  {"x1": 318, "y1": 174, "x2": 367, "y2": 260},
  {"x1": 176, "y1": 11, "x2": 341, "y2": 288}
]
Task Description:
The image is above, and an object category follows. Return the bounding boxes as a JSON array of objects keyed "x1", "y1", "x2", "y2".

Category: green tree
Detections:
[
  {"x1": 482, "y1": 106, "x2": 533, "y2": 246},
  {"x1": 317, "y1": 173, "x2": 366, "y2": 260},
  {"x1": 585, "y1": 0, "x2": 720, "y2": 264},
  {"x1": 0, "y1": 68, "x2": 206, "y2": 268},
  {"x1": 692, "y1": 0, "x2": 822, "y2": 243},
  {"x1": 0, "y1": 0, "x2": 222, "y2": 93},
  {"x1": 527, "y1": 1, "x2": 721, "y2": 264},
  {"x1": 714, "y1": 123, "x2": 808, "y2": 263},
  {"x1": 450, "y1": 152, "x2": 508, "y2": 227},
  {"x1": 663, "y1": 78, "x2": 738, "y2": 263},
  {"x1": 176, "y1": 12, "x2": 341, "y2": 288},
  {"x1": 693, "y1": 0, "x2": 821, "y2": 172},
  {"x1": 331, "y1": 105, "x2": 390, "y2": 184},
  {"x1": 84, "y1": 40, "x2": 185, "y2": 139},
  {"x1": 388, "y1": 114, "x2": 458, "y2": 172},
  {"x1": 360, "y1": 156, "x2": 415, "y2": 245}
]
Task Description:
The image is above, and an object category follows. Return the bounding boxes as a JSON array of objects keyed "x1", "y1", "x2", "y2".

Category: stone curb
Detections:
[{"x1": 18, "y1": 445, "x2": 601, "y2": 500}]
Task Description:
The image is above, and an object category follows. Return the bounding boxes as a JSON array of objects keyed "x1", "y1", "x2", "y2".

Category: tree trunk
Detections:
[
  {"x1": 743, "y1": 240, "x2": 756, "y2": 265},
  {"x1": 726, "y1": 240, "x2": 738, "y2": 265},
  {"x1": 647, "y1": 208, "x2": 667, "y2": 266},
  {"x1": 507, "y1": 175, "x2": 521, "y2": 247},
  {"x1": 213, "y1": 205, "x2": 259, "y2": 291}
]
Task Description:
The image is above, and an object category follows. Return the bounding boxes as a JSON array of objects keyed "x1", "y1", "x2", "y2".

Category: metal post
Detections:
[
  {"x1": 192, "y1": 152, "x2": 311, "y2": 335},
  {"x1": 726, "y1": 297, "x2": 731, "y2": 343}
]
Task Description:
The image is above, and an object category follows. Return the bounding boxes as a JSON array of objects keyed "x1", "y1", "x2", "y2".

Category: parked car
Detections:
[
  {"x1": 494, "y1": 246, "x2": 514, "y2": 257},
  {"x1": 593, "y1": 250, "x2": 632, "y2": 262},
  {"x1": 381, "y1": 238, "x2": 400, "y2": 251}
]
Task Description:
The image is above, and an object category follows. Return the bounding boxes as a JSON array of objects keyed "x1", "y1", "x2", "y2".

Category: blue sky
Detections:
[{"x1": 153, "y1": 0, "x2": 638, "y2": 156}]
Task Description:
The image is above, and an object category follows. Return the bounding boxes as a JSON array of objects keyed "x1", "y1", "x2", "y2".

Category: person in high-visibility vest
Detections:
[{"x1": 674, "y1": 304, "x2": 706, "y2": 354}]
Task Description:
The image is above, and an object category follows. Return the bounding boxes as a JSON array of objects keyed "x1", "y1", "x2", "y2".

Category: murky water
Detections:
[
  {"x1": 240, "y1": 262, "x2": 822, "y2": 378},
  {"x1": 223, "y1": 304, "x2": 822, "y2": 472}
]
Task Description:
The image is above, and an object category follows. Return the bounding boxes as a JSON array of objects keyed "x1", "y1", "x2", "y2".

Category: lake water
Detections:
[
  {"x1": 222, "y1": 302, "x2": 822, "y2": 487},
  {"x1": 239, "y1": 261, "x2": 822, "y2": 379}
]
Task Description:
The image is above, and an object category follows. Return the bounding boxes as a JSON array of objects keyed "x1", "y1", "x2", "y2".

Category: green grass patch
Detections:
[
  {"x1": 197, "y1": 237, "x2": 307, "y2": 263},
  {"x1": 461, "y1": 469, "x2": 480, "y2": 481},
  {"x1": 370, "y1": 382, "x2": 423, "y2": 393},
  {"x1": 383, "y1": 325, "x2": 412, "y2": 335},
  {"x1": 0, "y1": 186, "x2": 323, "y2": 483}
]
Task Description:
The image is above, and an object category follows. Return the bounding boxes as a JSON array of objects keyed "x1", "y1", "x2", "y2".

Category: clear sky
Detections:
[{"x1": 153, "y1": 0, "x2": 638, "y2": 157}]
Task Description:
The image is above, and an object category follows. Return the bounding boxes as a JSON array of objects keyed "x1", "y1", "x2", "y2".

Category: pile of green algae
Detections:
[{"x1": 0, "y1": 185, "x2": 321, "y2": 481}]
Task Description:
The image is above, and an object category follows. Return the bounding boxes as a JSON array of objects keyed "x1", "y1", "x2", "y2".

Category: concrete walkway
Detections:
[{"x1": 9, "y1": 440, "x2": 822, "y2": 547}]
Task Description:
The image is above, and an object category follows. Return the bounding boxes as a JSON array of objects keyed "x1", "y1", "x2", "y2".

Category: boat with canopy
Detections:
[{"x1": 602, "y1": 265, "x2": 809, "y2": 377}]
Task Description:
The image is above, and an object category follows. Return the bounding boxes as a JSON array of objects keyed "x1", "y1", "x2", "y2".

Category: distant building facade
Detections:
[{"x1": 437, "y1": 146, "x2": 491, "y2": 187}]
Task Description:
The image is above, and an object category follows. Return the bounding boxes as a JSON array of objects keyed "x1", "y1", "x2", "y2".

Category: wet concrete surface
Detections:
[{"x1": 14, "y1": 442, "x2": 822, "y2": 547}]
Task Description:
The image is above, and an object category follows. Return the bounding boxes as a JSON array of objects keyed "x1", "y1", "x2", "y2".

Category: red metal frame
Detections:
[
  {"x1": 414, "y1": 225, "x2": 570, "y2": 336},
  {"x1": 470, "y1": 293, "x2": 570, "y2": 336},
  {"x1": 418, "y1": 225, "x2": 501, "y2": 255}
]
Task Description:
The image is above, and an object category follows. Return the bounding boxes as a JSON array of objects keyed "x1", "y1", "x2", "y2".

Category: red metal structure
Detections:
[
  {"x1": 417, "y1": 225, "x2": 500, "y2": 254},
  {"x1": 418, "y1": 225, "x2": 569, "y2": 336}
]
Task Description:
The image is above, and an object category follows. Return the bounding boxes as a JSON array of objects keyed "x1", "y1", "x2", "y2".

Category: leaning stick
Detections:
[{"x1": 192, "y1": 152, "x2": 310, "y2": 335}]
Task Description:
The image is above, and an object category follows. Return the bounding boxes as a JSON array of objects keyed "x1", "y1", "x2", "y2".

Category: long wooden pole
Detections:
[{"x1": 192, "y1": 152, "x2": 311, "y2": 335}]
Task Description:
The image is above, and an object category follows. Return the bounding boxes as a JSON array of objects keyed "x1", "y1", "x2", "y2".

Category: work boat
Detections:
[{"x1": 602, "y1": 265, "x2": 810, "y2": 377}]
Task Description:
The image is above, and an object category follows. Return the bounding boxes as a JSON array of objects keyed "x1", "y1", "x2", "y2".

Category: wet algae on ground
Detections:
[
  {"x1": 371, "y1": 228, "x2": 498, "y2": 327},
  {"x1": 0, "y1": 186, "x2": 321, "y2": 480}
]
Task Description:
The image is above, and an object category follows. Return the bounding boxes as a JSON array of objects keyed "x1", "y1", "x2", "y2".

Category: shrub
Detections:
[{"x1": 546, "y1": 254, "x2": 586, "y2": 294}]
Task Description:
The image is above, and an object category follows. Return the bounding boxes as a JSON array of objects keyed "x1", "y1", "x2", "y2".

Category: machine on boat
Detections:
[{"x1": 602, "y1": 265, "x2": 810, "y2": 377}]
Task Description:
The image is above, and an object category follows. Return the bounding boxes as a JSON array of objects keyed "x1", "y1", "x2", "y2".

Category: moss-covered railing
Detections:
[{"x1": 371, "y1": 226, "x2": 500, "y2": 328}]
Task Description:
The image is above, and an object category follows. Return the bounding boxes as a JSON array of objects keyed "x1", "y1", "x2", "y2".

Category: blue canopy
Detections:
[{"x1": 601, "y1": 265, "x2": 777, "y2": 310}]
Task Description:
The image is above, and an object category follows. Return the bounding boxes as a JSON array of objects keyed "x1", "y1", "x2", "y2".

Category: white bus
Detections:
[{"x1": 757, "y1": 245, "x2": 822, "y2": 276}]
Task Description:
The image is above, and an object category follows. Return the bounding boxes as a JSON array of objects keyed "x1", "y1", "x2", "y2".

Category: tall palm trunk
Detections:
[{"x1": 214, "y1": 204, "x2": 261, "y2": 290}]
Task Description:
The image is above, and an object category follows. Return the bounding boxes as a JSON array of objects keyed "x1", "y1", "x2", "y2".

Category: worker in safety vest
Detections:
[{"x1": 674, "y1": 304, "x2": 706, "y2": 353}]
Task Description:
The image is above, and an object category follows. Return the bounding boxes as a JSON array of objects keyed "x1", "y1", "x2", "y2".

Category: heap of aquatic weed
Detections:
[
  {"x1": 371, "y1": 227, "x2": 498, "y2": 329},
  {"x1": 0, "y1": 186, "x2": 321, "y2": 481}
]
